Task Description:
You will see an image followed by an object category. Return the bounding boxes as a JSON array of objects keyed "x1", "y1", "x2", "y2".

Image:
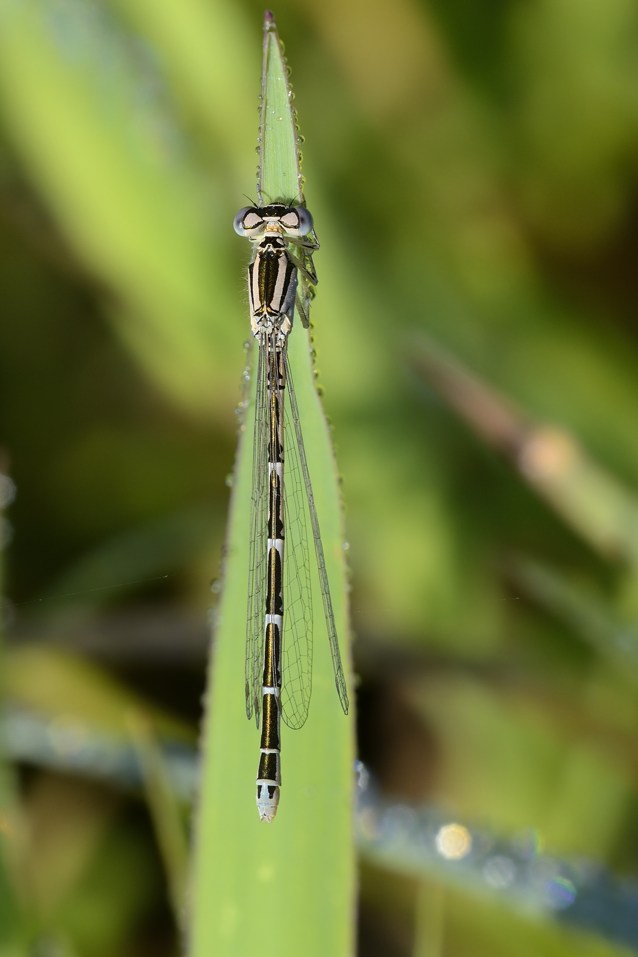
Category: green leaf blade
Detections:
[
  {"x1": 259, "y1": 11, "x2": 304, "y2": 204},
  {"x1": 189, "y1": 12, "x2": 355, "y2": 957}
]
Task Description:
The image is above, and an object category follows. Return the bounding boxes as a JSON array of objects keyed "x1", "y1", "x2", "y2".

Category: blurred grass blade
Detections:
[
  {"x1": 110, "y1": 0, "x2": 256, "y2": 151},
  {"x1": 0, "y1": 464, "x2": 27, "y2": 957},
  {"x1": 7, "y1": 646, "x2": 194, "y2": 745},
  {"x1": 129, "y1": 714, "x2": 189, "y2": 935},
  {"x1": 0, "y1": 2, "x2": 233, "y2": 417},
  {"x1": 510, "y1": 556, "x2": 638, "y2": 682},
  {"x1": 189, "y1": 13, "x2": 355, "y2": 957},
  {"x1": 411, "y1": 335, "x2": 638, "y2": 566}
]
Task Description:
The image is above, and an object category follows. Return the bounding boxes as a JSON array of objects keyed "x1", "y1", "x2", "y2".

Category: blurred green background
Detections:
[{"x1": 1, "y1": 0, "x2": 638, "y2": 955}]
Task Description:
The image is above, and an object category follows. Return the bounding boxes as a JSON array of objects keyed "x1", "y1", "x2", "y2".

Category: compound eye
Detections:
[
  {"x1": 292, "y1": 206, "x2": 314, "y2": 236},
  {"x1": 295, "y1": 207, "x2": 313, "y2": 236},
  {"x1": 279, "y1": 206, "x2": 313, "y2": 236},
  {"x1": 233, "y1": 207, "x2": 263, "y2": 236}
]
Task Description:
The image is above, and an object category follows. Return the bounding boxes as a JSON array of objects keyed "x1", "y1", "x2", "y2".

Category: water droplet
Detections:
[
  {"x1": 543, "y1": 874, "x2": 577, "y2": 910},
  {"x1": 210, "y1": 579, "x2": 222, "y2": 594},
  {"x1": 435, "y1": 822, "x2": 472, "y2": 860},
  {"x1": 381, "y1": 804, "x2": 417, "y2": 840},
  {"x1": 354, "y1": 760, "x2": 370, "y2": 792},
  {"x1": 225, "y1": 474, "x2": 234, "y2": 488},
  {"x1": 541, "y1": 862, "x2": 576, "y2": 910},
  {"x1": 483, "y1": 855, "x2": 516, "y2": 888},
  {"x1": 512, "y1": 827, "x2": 542, "y2": 861}
]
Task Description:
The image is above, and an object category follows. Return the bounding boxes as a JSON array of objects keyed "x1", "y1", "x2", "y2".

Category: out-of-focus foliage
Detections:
[{"x1": 0, "y1": 0, "x2": 637, "y2": 955}]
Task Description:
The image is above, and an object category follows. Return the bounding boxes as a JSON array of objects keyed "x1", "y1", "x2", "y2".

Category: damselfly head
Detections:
[{"x1": 233, "y1": 204, "x2": 313, "y2": 239}]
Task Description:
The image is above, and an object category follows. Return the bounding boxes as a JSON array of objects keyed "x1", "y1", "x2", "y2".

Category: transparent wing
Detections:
[
  {"x1": 245, "y1": 338, "x2": 269, "y2": 726},
  {"x1": 283, "y1": 353, "x2": 350, "y2": 718},
  {"x1": 287, "y1": 232, "x2": 318, "y2": 329},
  {"x1": 279, "y1": 391, "x2": 314, "y2": 730}
]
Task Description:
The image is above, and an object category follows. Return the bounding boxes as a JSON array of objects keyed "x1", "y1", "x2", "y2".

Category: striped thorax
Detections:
[{"x1": 233, "y1": 204, "x2": 314, "y2": 340}]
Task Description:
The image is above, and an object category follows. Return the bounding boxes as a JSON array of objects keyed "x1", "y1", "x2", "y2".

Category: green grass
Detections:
[{"x1": 188, "y1": 14, "x2": 355, "y2": 957}]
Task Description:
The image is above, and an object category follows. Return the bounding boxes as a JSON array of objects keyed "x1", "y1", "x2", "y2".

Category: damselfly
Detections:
[{"x1": 233, "y1": 202, "x2": 349, "y2": 821}]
